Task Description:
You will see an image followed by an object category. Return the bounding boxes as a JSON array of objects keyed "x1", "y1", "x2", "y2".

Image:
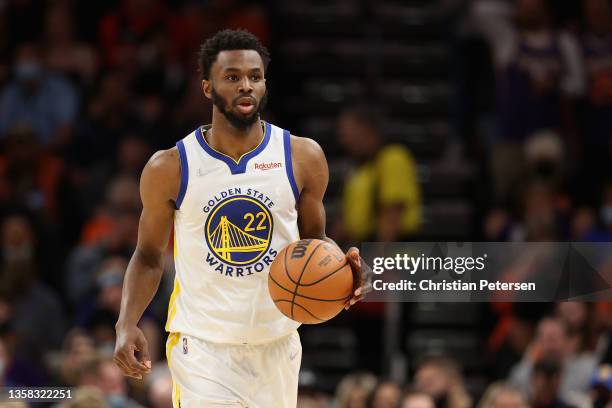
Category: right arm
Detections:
[{"x1": 113, "y1": 148, "x2": 179, "y2": 379}]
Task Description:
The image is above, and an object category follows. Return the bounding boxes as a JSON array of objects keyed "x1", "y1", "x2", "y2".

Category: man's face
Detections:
[
  {"x1": 203, "y1": 50, "x2": 267, "y2": 130},
  {"x1": 414, "y1": 365, "x2": 450, "y2": 399},
  {"x1": 536, "y1": 319, "x2": 567, "y2": 356}
]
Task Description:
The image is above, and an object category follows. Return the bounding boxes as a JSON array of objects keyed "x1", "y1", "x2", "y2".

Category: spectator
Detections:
[
  {"x1": 524, "y1": 130, "x2": 566, "y2": 189},
  {"x1": 466, "y1": 0, "x2": 584, "y2": 201},
  {"x1": 76, "y1": 354, "x2": 144, "y2": 408},
  {"x1": 478, "y1": 382, "x2": 528, "y2": 408},
  {"x1": 0, "y1": 125, "x2": 65, "y2": 221},
  {"x1": 58, "y1": 329, "x2": 97, "y2": 386},
  {"x1": 81, "y1": 256, "x2": 129, "y2": 352},
  {"x1": 334, "y1": 106, "x2": 422, "y2": 244},
  {"x1": 0, "y1": 214, "x2": 66, "y2": 354},
  {"x1": 367, "y1": 380, "x2": 401, "y2": 408},
  {"x1": 414, "y1": 356, "x2": 472, "y2": 408},
  {"x1": 0, "y1": 43, "x2": 79, "y2": 150},
  {"x1": 334, "y1": 372, "x2": 378, "y2": 408},
  {"x1": 43, "y1": 3, "x2": 98, "y2": 87},
  {"x1": 72, "y1": 71, "x2": 135, "y2": 166},
  {"x1": 529, "y1": 354, "x2": 582, "y2": 408},
  {"x1": 555, "y1": 302, "x2": 597, "y2": 355},
  {"x1": 509, "y1": 317, "x2": 597, "y2": 401},
  {"x1": 0, "y1": 323, "x2": 47, "y2": 387},
  {"x1": 66, "y1": 175, "x2": 140, "y2": 306}
]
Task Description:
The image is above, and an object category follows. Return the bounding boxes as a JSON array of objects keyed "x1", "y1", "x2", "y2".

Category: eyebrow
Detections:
[{"x1": 222, "y1": 67, "x2": 263, "y2": 73}]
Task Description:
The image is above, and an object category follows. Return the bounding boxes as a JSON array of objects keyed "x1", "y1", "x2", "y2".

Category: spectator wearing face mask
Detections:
[{"x1": 0, "y1": 43, "x2": 79, "y2": 151}]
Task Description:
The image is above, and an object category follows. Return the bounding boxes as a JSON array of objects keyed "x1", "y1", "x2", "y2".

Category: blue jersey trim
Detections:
[
  {"x1": 283, "y1": 129, "x2": 300, "y2": 202},
  {"x1": 195, "y1": 121, "x2": 271, "y2": 175},
  {"x1": 175, "y1": 140, "x2": 189, "y2": 210}
]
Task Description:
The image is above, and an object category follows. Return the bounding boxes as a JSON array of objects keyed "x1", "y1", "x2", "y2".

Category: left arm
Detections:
[{"x1": 291, "y1": 136, "x2": 372, "y2": 308}]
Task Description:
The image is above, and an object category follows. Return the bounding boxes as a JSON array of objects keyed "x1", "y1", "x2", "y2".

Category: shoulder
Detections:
[
  {"x1": 147, "y1": 147, "x2": 179, "y2": 171},
  {"x1": 141, "y1": 147, "x2": 180, "y2": 198},
  {"x1": 378, "y1": 144, "x2": 413, "y2": 159},
  {"x1": 376, "y1": 144, "x2": 417, "y2": 168},
  {"x1": 290, "y1": 135, "x2": 326, "y2": 163},
  {"x1": 289, "y1": 135, "x2": 328, "y2": 192}
]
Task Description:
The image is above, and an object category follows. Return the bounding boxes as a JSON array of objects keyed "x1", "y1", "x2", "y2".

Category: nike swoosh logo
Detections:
[{"x1": 290, "y1": 350, "x2": 299, "y2": 361}]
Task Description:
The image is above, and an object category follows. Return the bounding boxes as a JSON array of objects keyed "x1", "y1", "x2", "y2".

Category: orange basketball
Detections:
[{"x1": 268, "y1": 239, "x2": 354, "y2": 324}]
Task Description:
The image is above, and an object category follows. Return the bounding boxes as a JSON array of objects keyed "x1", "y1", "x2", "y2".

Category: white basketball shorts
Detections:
[{"x1": 166, "y1": 331, "x2": 302, "y2": 407}]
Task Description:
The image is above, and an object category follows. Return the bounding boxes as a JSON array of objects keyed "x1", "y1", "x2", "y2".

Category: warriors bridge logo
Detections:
[{"x1": 204, "y1": 191, "x2": 277, "y2": 277}]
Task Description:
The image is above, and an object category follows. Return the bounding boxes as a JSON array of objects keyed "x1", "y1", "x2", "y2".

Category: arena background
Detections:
[{"x1": 0, "y1": 0, "x2": 611, "y2": 407}]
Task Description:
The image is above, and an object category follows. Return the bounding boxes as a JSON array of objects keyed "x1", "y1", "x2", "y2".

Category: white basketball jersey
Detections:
[{"x1": 166, "y1": 121, "x2": 301, "y2": 344}]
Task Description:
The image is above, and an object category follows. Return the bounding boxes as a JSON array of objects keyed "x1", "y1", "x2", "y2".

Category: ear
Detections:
[{"x1": 202, "y1": 80, "x2": 212, "y2": 99}]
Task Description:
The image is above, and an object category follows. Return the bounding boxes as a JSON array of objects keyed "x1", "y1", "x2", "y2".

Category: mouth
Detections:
[{"x1": 235, "y1": 97, "x2": 257, "y2": 115}]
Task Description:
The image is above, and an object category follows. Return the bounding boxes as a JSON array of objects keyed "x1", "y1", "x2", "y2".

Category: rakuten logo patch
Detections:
[{"x1": 254, "y1": 162, "x2": 283, "y2": 171}]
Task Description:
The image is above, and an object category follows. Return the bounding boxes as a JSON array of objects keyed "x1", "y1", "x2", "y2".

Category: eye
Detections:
[
  {"x1": 226, "y1": 75, "x2": 238, "y2": 81},
  {"x1": 250, "y1": 74, "x2": 262, "y2": 81}
]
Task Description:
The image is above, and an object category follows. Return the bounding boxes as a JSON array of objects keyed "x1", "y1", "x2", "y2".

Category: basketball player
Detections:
[{"x1": 113, "y1": 29, "x2": 370, "y2": 407}]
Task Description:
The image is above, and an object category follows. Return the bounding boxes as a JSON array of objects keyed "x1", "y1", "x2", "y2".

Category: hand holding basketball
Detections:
[
  {"x1": 268, "y1": 239, "x2": 354, "y2": 324},
  {"x1": 344, "y1": 246, "x2": 371, "y2": 310}
]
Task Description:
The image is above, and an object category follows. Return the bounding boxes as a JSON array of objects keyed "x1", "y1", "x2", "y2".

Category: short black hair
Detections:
[{"x1": 198, "y1": 29, "x2": 270, "y2": 80}]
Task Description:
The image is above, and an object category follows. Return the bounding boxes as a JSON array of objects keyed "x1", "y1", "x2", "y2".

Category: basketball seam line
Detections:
[
  {"x1": 289, "y1": 241, "x2": 325, "y2": 320},
  {"x1": 296, "y1": 260, "x2": 350, "y2": 287},
  {"x1": 274, "y1": 300, "x2": 325, "y2": 322},
  {"x1": 269, "y1": 273, "x2": 351, "y2": 302}
]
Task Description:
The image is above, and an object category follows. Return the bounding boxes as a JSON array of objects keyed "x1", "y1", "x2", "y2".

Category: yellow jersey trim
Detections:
[{"x1": 198, "y1": 121, "x2": 267, "y2": 165}]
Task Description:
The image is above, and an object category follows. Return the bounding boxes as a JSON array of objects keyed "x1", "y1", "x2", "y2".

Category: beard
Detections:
[{"x1": 211, "y1": 87, "x2": 268, "y2": 130}]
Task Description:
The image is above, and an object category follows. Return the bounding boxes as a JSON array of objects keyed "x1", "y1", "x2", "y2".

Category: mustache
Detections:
[{"x1": 232, "y1": 94, "x2": 258, "y2": 106}]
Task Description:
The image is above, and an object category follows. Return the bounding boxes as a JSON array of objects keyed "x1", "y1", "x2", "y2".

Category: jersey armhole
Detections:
[
  {"x1": 175, "y1": 140, "x2": 189, "y2": 210},
  {"x1": 283, "y1": 130, "x2": 300, "y2": 202}
]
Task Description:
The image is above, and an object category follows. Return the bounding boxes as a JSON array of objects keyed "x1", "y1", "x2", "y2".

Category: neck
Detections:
[{"x1": 207, "y1": 107, "x2": 264, "y2": 161}]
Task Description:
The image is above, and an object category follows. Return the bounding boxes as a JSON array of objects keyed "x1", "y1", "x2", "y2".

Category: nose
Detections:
[{"x1": 238, "y1": 77, "x2": 253, "y2": 93}]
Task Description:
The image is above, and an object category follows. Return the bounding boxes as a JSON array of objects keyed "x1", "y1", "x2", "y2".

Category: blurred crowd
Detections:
[
  {"x1": 304, "y1": 302, "x2": 612, "y2": 408},
  {"x1": 457, "y1": 0, "x2": 612, "y2": 244},
  {"x1": 0, "y1": 0, "x2": 610, "y2": 407}
]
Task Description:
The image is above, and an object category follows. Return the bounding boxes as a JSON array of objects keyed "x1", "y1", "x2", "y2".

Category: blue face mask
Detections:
[{"x1": 15, "y1": 61, "x2": 42, "y2": 82}]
